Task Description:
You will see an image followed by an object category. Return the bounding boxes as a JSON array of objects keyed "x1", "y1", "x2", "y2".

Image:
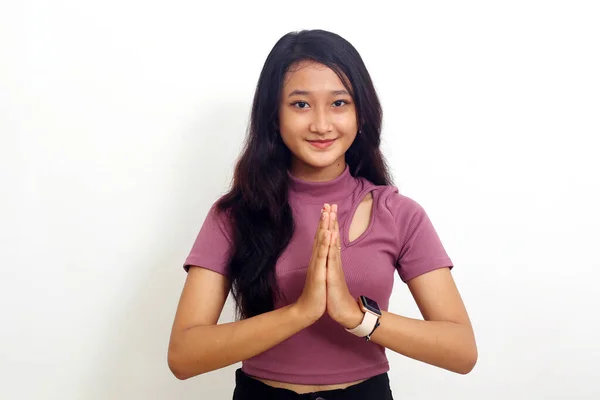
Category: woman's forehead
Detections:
[{"x1": 282, "y1": 61, "x2": 350, "y2": 95}]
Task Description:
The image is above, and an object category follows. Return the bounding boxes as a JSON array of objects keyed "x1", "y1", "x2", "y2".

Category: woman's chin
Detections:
[{"x1": 294, "y1": 153, "x2": 343, "y2": 170}]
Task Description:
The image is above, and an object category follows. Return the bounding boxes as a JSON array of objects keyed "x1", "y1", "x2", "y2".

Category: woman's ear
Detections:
[{"x1": 357, "y1": 115, "x2": 364, "y2": 133}]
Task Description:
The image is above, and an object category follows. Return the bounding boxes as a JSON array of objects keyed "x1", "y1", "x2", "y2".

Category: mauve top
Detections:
[{"x1": 183, "y1": 165, "x2": 453, "y2": 384}]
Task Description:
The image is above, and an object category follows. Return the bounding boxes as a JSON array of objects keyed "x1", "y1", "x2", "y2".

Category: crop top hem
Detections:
[{"x1": 241, "y1": 360, "x2": 390, "y2": 385}]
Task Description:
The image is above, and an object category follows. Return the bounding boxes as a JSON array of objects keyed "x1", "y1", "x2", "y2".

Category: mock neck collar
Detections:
[{"x1": 287, "y1": 165, "x2": 359, "y2": 204}]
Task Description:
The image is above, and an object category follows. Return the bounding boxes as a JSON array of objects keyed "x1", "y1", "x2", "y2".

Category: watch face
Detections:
[{"x1": 360, "y1": 296, "x2": 382, "y2": 316}]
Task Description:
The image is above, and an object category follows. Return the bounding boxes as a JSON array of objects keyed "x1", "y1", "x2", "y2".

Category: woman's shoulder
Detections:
[
  {"x1": 361, "y1": 181, "x2": 427, "y2": 221},
  {"x1": 200, "y1": 199, "x2": 234, "y2": 240}
]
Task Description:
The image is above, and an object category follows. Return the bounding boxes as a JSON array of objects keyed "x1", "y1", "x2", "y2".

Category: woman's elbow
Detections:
[
  {"x1": 167, "y1": 339, "x2": 205, "y2": 380},
  {"x1": 168, "y1": 348, "x2": 190, "y2": 380},
  {"x1": 456, "y1": 343, "x2": 478, "y2": 375}
]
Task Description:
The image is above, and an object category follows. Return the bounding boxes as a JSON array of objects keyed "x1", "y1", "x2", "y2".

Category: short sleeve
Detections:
[
  {"x1": 183, "y1": 203, "x2": 233, "y2": 275},
  {"x1": 385, "y1": 189, "x2": 453, "y2": 282}
]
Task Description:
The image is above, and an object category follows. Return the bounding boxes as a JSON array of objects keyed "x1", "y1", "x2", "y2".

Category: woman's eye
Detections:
[
  {"x1": 293, "y1": 101, "x2": 309, "y2": 108},
  {"x1": 333, "y1": 100, "x2": 347, "y2": 107}
]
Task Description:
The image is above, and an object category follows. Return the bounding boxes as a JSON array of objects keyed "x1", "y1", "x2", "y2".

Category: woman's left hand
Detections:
[{"x1": 325, "y1": 204, "x2": 364, "y2": 330}]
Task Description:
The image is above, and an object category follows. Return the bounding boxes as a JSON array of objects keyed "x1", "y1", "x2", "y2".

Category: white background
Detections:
[{"x1": 1, "y1": 1, "x2": 599, "y2": 399}]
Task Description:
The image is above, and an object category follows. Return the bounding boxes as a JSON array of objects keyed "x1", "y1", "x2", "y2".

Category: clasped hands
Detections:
[{"x1": 294, "y1": 203, "x2": 363, "y2": 330}]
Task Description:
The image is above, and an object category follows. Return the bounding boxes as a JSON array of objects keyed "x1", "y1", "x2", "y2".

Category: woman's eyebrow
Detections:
[{"x1": 287, "y1": 89, "x2": 350, "y2": 97}]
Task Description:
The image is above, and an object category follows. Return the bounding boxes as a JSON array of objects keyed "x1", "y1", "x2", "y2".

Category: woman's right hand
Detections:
[
  {"x1": 293, "y1": 205, "x2": 331, "y2": 324},
  {"x1": 169, "y1": 207, "x2": 332, "y2": 378}
]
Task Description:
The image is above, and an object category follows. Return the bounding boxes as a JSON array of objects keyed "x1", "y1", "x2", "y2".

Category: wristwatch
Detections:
[{"x1": 345, "y1": 296, "x2": 382, "y2": 341}]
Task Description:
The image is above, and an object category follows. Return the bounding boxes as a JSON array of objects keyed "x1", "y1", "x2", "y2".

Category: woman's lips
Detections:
[{"x1": 308, "y1": 139, "x2": 336, "y2": 149}]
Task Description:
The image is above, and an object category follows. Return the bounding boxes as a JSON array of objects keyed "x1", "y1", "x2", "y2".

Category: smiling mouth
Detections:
[
  {"x1": 307, "y1": 139, "x2": 336, "y2": 143},
  {"x1": 307, "y1": 138, "x2": 337, "y2": 149}
]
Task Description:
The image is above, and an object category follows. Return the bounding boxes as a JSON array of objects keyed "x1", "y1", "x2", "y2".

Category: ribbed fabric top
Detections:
[
  {"x1": 183, "y1": 165, "x2": 453, "y2": 384},
  {"x1": 287, "y1": 165, "x2": 359, "y2": 204}
]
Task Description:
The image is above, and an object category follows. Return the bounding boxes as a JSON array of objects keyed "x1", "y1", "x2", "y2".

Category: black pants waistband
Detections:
[{"x1": 232, "y1": 368, "x2": 394, "y2": 400}]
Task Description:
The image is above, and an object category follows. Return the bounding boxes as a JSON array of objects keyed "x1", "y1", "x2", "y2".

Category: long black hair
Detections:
[{"x1": 215, "y1": 29, "x2": 393, "y2": 319}]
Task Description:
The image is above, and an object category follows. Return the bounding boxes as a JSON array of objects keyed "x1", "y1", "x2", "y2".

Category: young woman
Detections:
[{"x1": 168, "y1": 29, "x2": 477, "y2": 399}]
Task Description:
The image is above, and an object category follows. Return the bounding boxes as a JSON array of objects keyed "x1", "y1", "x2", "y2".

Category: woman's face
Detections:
[{"x1": 278, "y1": 61, "x2": 358, "y2": 178}]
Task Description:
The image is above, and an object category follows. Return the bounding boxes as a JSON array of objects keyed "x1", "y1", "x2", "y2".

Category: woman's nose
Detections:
[{"x1": 309, "y1": 109, "x2": 333, "y2": 133}]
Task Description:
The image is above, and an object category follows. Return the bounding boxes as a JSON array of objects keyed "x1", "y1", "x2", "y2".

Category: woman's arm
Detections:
[
  {"x1": 374, "y1": 267, "x2": 477, "y2": 374},
  {"x1": 345, "y1": 267, "x2": 478, "y2": 374},
  {"x1": 167, "y1": 267, "x2": 312, "y2": 380}
]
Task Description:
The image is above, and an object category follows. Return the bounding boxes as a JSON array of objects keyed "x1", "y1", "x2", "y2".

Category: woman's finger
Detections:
[
  {"x1": 334, "y1": 212, "x2": 341, "y2": 249},
  {"x1": 328, "y1": 230, "x2": 337, "y2": 270}
]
